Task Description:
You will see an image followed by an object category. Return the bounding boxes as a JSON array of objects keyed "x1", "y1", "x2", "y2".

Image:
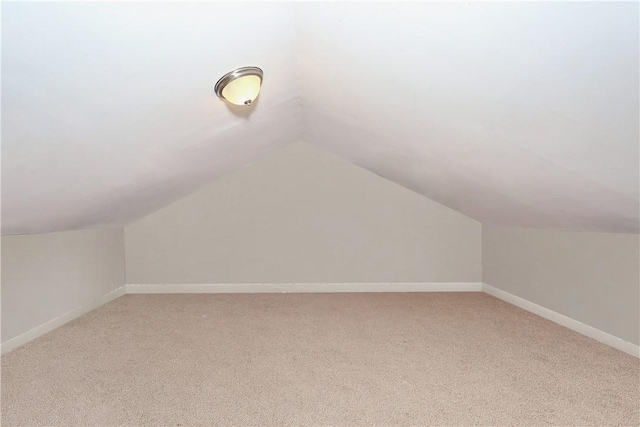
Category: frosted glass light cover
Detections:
[{"x1": 221, "y1": 75, "x2": 262, "y2": 106}]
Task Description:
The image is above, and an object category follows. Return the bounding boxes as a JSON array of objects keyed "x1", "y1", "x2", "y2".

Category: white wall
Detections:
[
  {"x1": 1, "y1": 228, "x2": 125, "y2": 343},
  {"x1": 125, "y1": 142, "x2": 482, "y2": 285},
  {"x1": 297, "y1": 2, "x2": 640, "y2": 234},
  {"x1": 483, "y1": 225, "x2": 639, "y2": 345}
]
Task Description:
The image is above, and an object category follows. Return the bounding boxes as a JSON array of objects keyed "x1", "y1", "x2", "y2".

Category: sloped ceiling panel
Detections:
[
  {"x1": 2, "y1": 2, "x2": 301, "y2": 235},
  {"x1": 3, "y1": 2, "x2": 638, "y2": 235},
  {"x1": 297, "y1": 2, "x2": 639, "y2": 233}
]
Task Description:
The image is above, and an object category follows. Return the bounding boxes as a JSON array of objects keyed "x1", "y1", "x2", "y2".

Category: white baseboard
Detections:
[
  {"x1": 5, "y1": 282, "x2": 636, "y2": 360},
  {"x1": 126, "y1": 282, "x2": 483, "y2": 294},
  {"x1": 1, "y1": 285, "x2": 127, "y2": 355},
  {"x1": 482, "y1": 283, "x2": 640, "y2": 358}
]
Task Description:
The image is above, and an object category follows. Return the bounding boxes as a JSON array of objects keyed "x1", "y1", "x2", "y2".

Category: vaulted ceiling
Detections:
[{"x1": 3, "y1": 2, "x2": 638, "y2": 235}]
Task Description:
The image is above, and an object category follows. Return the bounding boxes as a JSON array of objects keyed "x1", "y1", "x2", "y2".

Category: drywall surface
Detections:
[
  {"x1": 298, "y1": 2, "x2": 639, "y2": 233},
  {"x1": 483, "y1": 225, "x2": 640, "y2": 345},
  {"x1": 125, "y1": 142, "x2": 482, "y2": 284},
  {"x1": 1, "y1": 228, "x2": 125, "y2": 342},
  {"x1": 2, "y1": 2, "x2": 300, "y2": 235},
  {"x1": 5, "y1": 2, "x2": 638, "y2": 236}
]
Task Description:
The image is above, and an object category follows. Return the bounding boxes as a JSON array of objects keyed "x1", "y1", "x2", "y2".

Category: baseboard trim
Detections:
[
  {"x1": 1, "y1": 285, "x2": 127, "y2": 355},
  {"x1": 482, "y1": 283, "x2": 640, "y2": 358},
  {"x1": 0, "y1": 283, "x2": 480, "y2": 353},
  {"x1": 5, "y1": 282, "x2": 636, "y2": 359},
  {"x1": 126, "y1": 282, "x2": 483, "y2": 294}
]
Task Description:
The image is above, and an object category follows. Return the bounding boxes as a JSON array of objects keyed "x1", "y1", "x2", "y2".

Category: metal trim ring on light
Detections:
[{"x1": 214, "y1": 66, "x2": 264, "y2": 105}]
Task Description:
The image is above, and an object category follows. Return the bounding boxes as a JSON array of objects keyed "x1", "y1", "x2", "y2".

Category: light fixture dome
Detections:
[{"x1": 214, "y1": 66, "x2": 263, "y2": 106}]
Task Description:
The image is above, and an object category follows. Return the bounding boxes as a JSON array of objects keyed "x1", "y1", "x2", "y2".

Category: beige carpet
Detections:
[{"x1": 2, "y1": 293, "x2": 639, "y2": 426}]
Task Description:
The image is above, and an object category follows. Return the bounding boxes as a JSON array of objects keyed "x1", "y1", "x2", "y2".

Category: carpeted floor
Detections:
[{"x1": 2, "y1": 293, "x2": 639, "y2": 426}]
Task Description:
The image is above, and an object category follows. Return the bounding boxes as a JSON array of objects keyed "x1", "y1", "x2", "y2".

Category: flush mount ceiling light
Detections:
[{"x1": 214, "y1": 66, "x2": 263, "y2": 106}]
